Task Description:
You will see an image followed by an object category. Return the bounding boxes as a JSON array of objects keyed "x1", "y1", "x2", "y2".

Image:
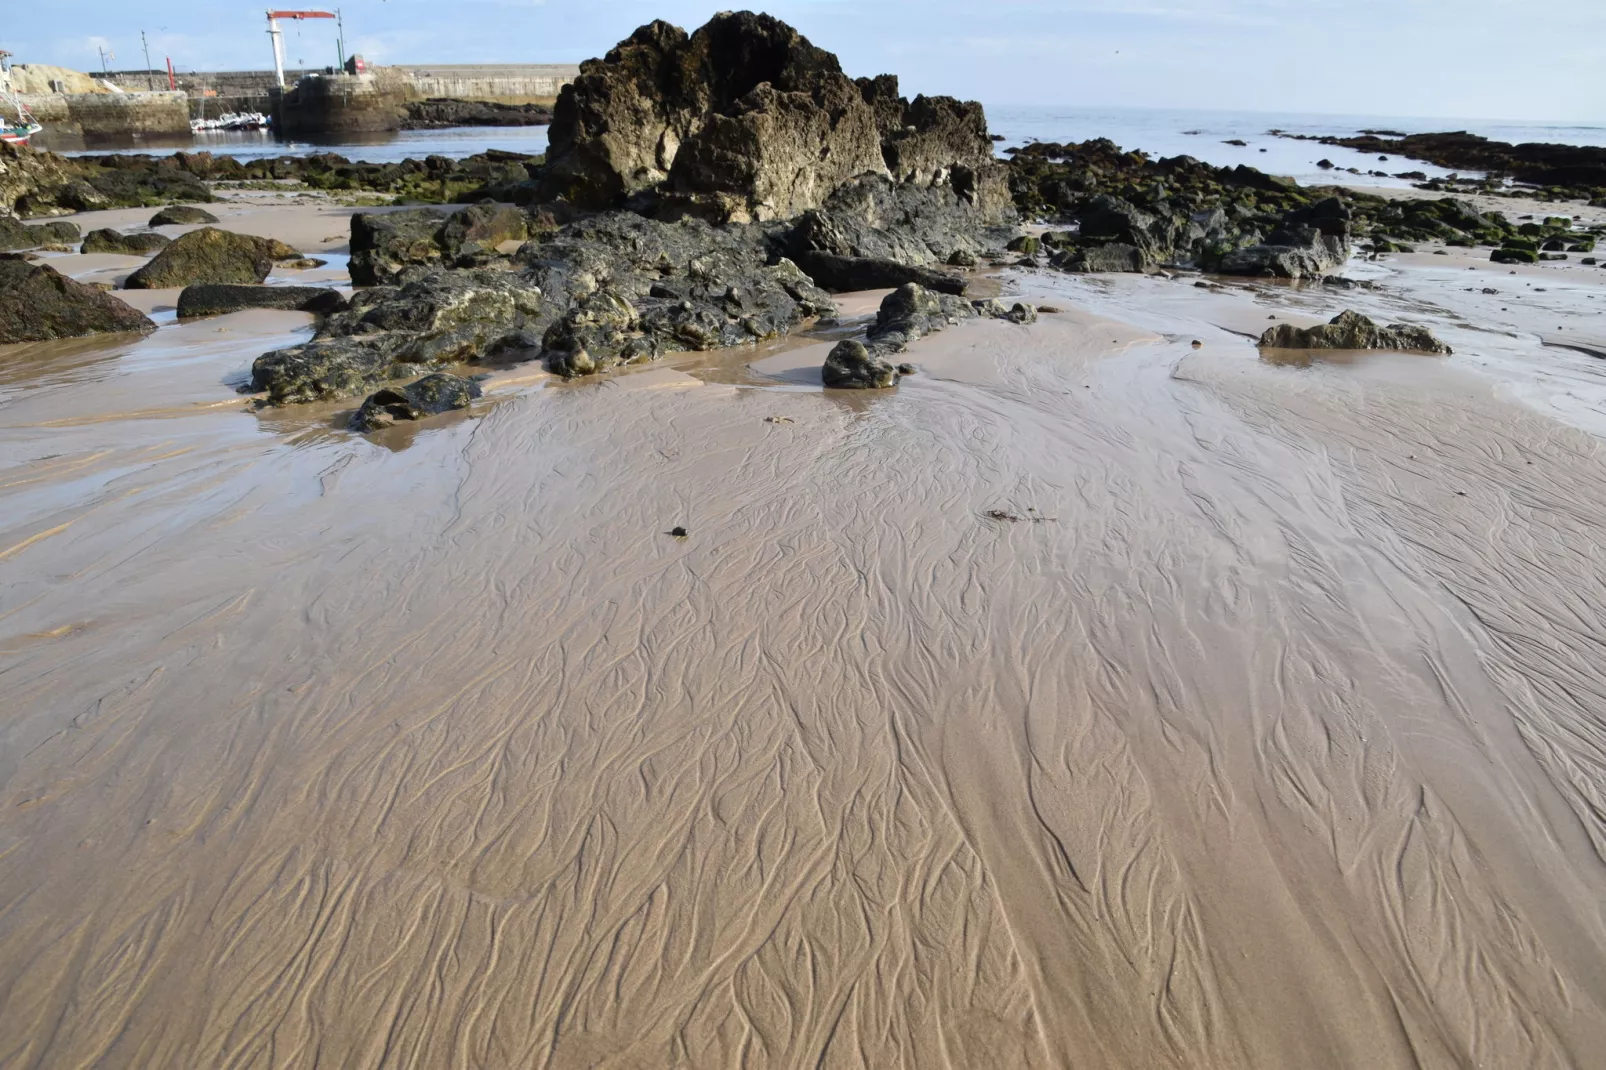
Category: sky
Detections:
[{"x1": 4, "y1": 0, "x2": 1604, "y2": 123}]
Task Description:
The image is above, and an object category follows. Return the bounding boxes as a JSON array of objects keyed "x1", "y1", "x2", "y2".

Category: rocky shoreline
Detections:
[{"x1": 6, "y1": 11, "x2": 1601, "y2": 427}]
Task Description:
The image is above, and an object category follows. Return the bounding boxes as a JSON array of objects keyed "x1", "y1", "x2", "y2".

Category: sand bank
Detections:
[{"x1": 2, "y1": 204, "x2": 1606, "y2": 1067}]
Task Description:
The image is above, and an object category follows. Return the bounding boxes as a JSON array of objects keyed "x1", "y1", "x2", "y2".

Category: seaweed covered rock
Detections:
[
  {"x1": 149, "y1": 205, "x2": 219, "y2": 226},
  {"x1": 123, "y1": 227, "x2": 278, "y2": 289},
  {"x1": 0, "y1": 258, "x2": 157, "y2": 343},
  {"x1": 822, "y1": 339, "x2": 898, "y2": 388},
  {"x1": 0, "y1": 217, "x2": 80, "y2": 251},
  {"x1": 1217, "y1": 197, "x2": 1351, "y2": 278},
  {"x1": 1258, "y1": 310, "x2": 1451, "y2": 353},
  {"x1": 529, "y1": 211, "x2": 836, "y2": 377},
  {"x1": 350, "y1": 373, "x2": 483, "y2": 431},
  {"x1": 177, "y1": 284, "x2": 349, "y2": 319},
  {"x1": 81, "y1": 228, "x2": 172, "y2": 255},
  {"x1": 250, "y1": 269, "x2": 545, "y2": 404}
]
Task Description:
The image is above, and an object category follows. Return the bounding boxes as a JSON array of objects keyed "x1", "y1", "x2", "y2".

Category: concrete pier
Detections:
[{"x1": 272, "y1": 72, "x2": 408, "y2": 136}]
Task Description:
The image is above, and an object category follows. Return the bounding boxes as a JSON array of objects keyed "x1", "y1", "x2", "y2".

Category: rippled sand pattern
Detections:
[{"x1": 1, "y1": 301, "x2": 1604, "y2": 1067}]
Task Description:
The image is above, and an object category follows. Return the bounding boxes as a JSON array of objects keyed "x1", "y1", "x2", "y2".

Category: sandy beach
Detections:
[{"x1": 0, "y1": 184, "x2": 1603, "y2": 1067}]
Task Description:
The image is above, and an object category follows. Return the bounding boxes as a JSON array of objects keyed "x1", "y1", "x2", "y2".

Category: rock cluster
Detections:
[
  {"x1": 0, "y1": 258, "x2": 156, "y2": 344},
  {"x1": 1258, "y1": 310, "x2": 1451, "y2": 354}
]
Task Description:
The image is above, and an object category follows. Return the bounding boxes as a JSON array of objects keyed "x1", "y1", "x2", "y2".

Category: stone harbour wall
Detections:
[{"x1": 14, "y1": 91, "x2": 191, "y2": 137}]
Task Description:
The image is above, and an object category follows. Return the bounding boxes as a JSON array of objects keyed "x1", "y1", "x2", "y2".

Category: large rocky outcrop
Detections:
[
  {"x1": 1259, "y1": 310, "x2": 1451, "y2": 353},
  {"x1": 539, "y1": 12, "x2": 1007, "y2": 225},
  {"x1": 0, "y1": 258, "x2": 157, "y2": 343}
]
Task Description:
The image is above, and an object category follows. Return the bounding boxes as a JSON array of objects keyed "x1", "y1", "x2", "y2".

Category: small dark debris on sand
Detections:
[{"x1": 669, "y1": 526, "x2": 689, "y2": 538}]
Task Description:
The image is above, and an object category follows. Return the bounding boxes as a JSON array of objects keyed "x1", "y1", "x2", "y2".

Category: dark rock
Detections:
[
  {"x1": 401, "y1": 99, "x2": 553, "y2": 130},
  {"x1": 251, "y1": 268, "x2": 545, "y2": 403},
  {"x1": 81, "y1": 228, "x2": 172, "y2": 255},
  {"x1": 795, "y1": 251, "x2": 966, "y2": 294},
  {"x1": 1217, "y1": 197, "x2": 1350, "y2": 279},
  {"x1": 0, "y1": 217, "x2": 81, "y2": 251},
  {"x1": 822, "y1": 338, "x2": 898, "y2": 388},
  {"x1": 947, "y1": 248, "x2": 978, "y2": 267},
  {"x1": 124, "y1": 228, "x2": 279, "y2": 289},
  {"x1": 177, "y1": 284, "x2": 350, "y2": 319},
  {"x1": 1258, "y1": 310, "x2": 1450, "y2": 353},
  {"x1": 349, "y1": 207, "x2": 453, "y2": 285},
  {"x1": 149, "y1": 205, "x2": 220, "y2": 226},
  {"x1": 0, "y1": 259, "x2": 157, "y2": 343},
  {"x1": 349, "y1": 203, "x2": 528, "y2": 285},
  {"x1": 350, "y1": 373, "x2": 483, "y2": 431}
]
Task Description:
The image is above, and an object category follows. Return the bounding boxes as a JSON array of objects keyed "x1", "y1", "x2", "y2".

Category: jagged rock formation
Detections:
[
  {"x1": 176, "y1": 284, "x2": 348, "y2": 319},
  {"x1": 1259, "y1": 310, "x2": 1451, "y2": 353},
  {"x1": 539, "y1": 11, "x2": 1009, "y2": 226},
  {"x1": 0, "y1": 258, "x2": 157, "y2": 343},
  {"x1": 350, "y1": 373, "x2": 483, "y2": 431}
]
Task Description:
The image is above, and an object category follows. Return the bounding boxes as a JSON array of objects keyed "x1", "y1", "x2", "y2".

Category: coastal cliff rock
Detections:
[
  {"x1": 539, "y1": 12, "x2": 1008, "y2": 226},
  {"x1": 1258, "y1": 310, "x2": 1451, "y2": 353},
  {"x1": 176, "y1": 284, "x2": 349, "y2": 319},
  {"x1": 350, "y1": 373, "x2": 483, "y2": 431},
  {"x1": 80, "y1": 228, "x2": 172, "y2": 255},
  {"x1": 123, "y1": 228, "x2": 279, "y2": 289},
  {"x1": 0, "y1": 258, "x2": 157, "y2": 343}
]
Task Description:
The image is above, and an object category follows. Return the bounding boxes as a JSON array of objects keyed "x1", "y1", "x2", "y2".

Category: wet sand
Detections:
[{"x1": 3, "y1": 202, "x2": 1606, "y2": 1067}]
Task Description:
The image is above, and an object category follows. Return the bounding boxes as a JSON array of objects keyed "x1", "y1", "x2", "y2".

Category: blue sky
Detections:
[{"x1": 5, "y1": 1, "x2": 1604, "y2": 122}]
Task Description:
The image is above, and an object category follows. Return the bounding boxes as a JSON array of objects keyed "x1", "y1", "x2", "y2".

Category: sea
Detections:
[{"x1": 43, "y1": 105, "x2": 1606, "y2": 191}]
